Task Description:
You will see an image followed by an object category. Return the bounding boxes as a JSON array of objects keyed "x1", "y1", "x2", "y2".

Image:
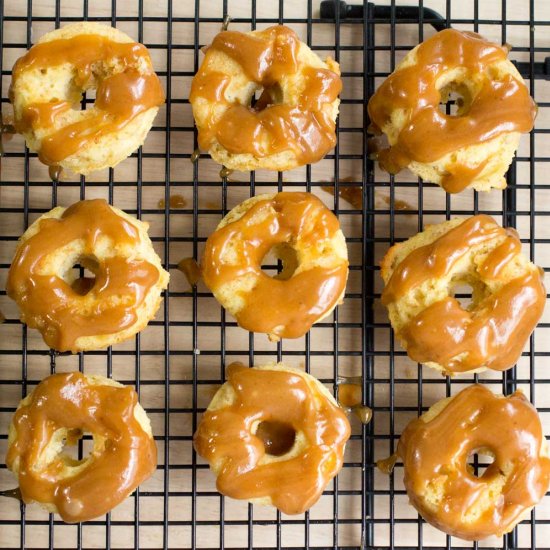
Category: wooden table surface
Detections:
[{"x1": 1, "y1": 0, "x2": 550, "y2": 548}]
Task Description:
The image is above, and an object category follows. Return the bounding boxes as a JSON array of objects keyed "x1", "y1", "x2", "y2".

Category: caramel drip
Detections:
[
  {"x1": 398, "y1": 385, "x2": 550, "y2": 540},
  {"x1": 6, "y1": 199, "x2": 160, "y2": 352},
  {"x1": 377, "y1": 453, "x2": 398, "y2": 475},
  {"x1": 190, "y1": 25, "x2": 342, "y2": 165},
  {"x1": 201, "y1": 192, "x2": 348, "y2": 339},
  {"x1": 441, "y1": 160, "x2": 489, "y2": 193},
  {"x1": 383, "y1": 215, "x2": 545, "y2": 373},
  {"x1": 382, "y1": 215, "x2": 504, "y2": 304},
  {"x1": 177, "y1": 257, "x2": 201, "y2": 288},
  {"x1": 158, "y1": 194, "x2": 187, "y2": 209},
  {"x1": 193, "y1": 364, "x2": 350, "y2": 514},
  {"x1": 6, "y1": 372, "x2": 157, "y2": 523},
  {"x1": 12, "y1": 35, "x2": 164, "y2": 165},
  {"x1": 368, "y1": 29, "x2": 536, "y2": 190},
  {"x1": 338, "y1": 383, "x2": 362, "y2": 408},
  {"x1": 321, "y1": 183, "x2": 363, "y2": 210}
]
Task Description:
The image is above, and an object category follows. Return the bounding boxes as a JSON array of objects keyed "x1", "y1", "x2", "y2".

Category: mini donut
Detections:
[
  {"x1": 6, "y1": 199, "x2": 169, "y2": 352},
  {"x1": 380, "y1": 215, "x2": 545, "y2": 375},
  {"x1": 10, "y1": 22, "x2": 164, "y2": 175},
  {"x1": 368, "y1": 29, "x2": 536, "y2": 193},
  {"x1": 6, "y1": 372, "x2": 157, "y2": 523},
  {"x1": 190, "y1": 25, "x2": 341, "y2": 171},
  {"x1": 397, "y1": 384, "x2": 550, "y2": 540},
  {"x1": 201, "y1": 192, "x2": 349, "y2": 341},
  {"x1": 194, "y1": 362, "x2": 351, "y2": 514}
]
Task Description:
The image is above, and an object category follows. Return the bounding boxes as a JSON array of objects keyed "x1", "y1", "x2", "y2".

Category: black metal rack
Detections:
[{"x1": 0, "y1": 0, "x2": 548, "y2": 548}]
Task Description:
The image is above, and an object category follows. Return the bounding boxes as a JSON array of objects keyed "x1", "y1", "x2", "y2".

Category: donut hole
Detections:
[
  {"x1": 69, "y1": 255, "x2": 100, "y2": 296},
  {"x1": 255, "y1": 420, "x2": 296, "y2": 456},
  {"x1": 261, "y1": 243, "x2": 299, "y2": 281},
  {"x1": 251, "y1": 83, "x2": 283, "y2": 111},
  {"x1": 438, "y1": 81, "x2": 473, "y2": 117},
  {"x1": 450, "y1": 278, "x2": 487, "y2": 310},
  {"x1": 451, "y1": 282, "x2": 475, "y2": 310},
  {"x1": 53, "y1": 428, "x2": 95, "y2": 467},
  {"x1": 467, "y1": 448, "x2": 496, "y2": 478}
]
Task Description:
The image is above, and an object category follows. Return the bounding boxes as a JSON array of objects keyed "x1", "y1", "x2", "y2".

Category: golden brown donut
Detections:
[
  {"x1": 380, "y1": 215, "x2": 545, "y2": 374},
  {"x1": 6, "y1": 199, "x2": 169, "y2": 352},
  {"x1": 190, "y1": 25, "x2": 341, "y2": 171},
  {"x1": 6, "y1": 372, "x2": 157, "y2": 523},
  {"x1": 398, "y1": 385, "x2": 550, "y2": 540},
  {"x1": 10, "y1": 22, "x2": 164, "y2": 175},
  {"x1": 368, "y1": 29, "x2": 536, "y2": 193},
  {"x1": 194, "y1": 362, "x2": 351, "y2": 514},
  {"x1": 201, "y1": 192, "x2": 349, "y2": 341}
]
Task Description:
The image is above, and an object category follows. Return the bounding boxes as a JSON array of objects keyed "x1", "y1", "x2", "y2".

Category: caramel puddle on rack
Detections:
[
  {"x1": 379, "y1": 194, "x2": 414, "y2": 212},
  {"x1": 158, "y1": 194, "x2": 187, "y2": 209},
  {"x1": 177, "y1": 258, "x2": 201, "y2": 288},
  {"x1": 337, "y1": 379, "x2": 372, "y2": 425},
  {"x1": 321, "y1": 176, "x2": 363, "y2": 209},
  {"x1": 377, "y1": 453, "x2": 398, "y2": 474}
]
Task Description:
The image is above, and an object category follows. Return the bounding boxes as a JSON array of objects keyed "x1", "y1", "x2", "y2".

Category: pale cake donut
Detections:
[
  {"x1": 397, "y1": 385, "x2": 550, "y2": 540},
  {"x1": 368, "y1": 29, "x2": 536, "y2": 193},
  {"x1": 193, "y1": 362, "x2": 351, "y2": 514},
  {"x1": 201, "y1": 192, "x2": 349, "y2": 341},
  {"x1": 10, "y1": 22, "x2": 164, "y2": 175},
  {"x1": 380, "y1": 215, "x2": 545, "y2": 375},
  {"x1": 6, "y1": 372, "x2": 157, "y2": 523},
  {"x1": 6, "y1": 199, "x2": 169, "y2": 353},
  {"x1": 190, "y1": 25, "x2": 341, "y2": 171}
]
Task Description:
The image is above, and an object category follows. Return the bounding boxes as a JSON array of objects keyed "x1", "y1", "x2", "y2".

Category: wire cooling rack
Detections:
[{"x1": 0, "y1": 0, "x2": 549, "y2": 548}]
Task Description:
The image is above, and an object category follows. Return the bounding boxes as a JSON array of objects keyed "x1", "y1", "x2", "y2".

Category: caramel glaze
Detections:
[
  {"x1": 398, "y1": 385, "x2": 550, "y2": 540},
  {"x1": 190, "y1": 25, "x2": 342, "y2": 164},
  {"x1": 338, "y1": 383, "x2": 362, "y2": 408},
  {"x1": 6, "y1": 199, "x2": 160, "y2": 352},
  {"x1": 12, "y1": 35, "x2": 164, "y2": 165},
  {"x1": 367, "y1": 29, "x2": 536, "y2": 192},
  {"x1": 382, "y1": 215, "x2": 545, "y2": 373},
  {"x1": 193, "y1": 364, "x2": 350, "y2": 514},
  {"x1": 201, "y1": 192, "x2": 348, "y2": 339},
  {"x1": 6, "y1": 372, "x2": 157, "y2": 523}
]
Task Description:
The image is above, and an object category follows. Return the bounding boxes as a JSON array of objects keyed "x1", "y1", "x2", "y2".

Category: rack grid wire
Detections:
[{"x1": 0, "y1": 0, "x2": 549, "y2": 548}]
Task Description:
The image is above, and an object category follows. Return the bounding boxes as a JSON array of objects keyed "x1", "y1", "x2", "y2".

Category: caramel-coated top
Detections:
[
  {"x1": 367, "y1": 29, "x2": 536, "y2": 192},
  {"x1": 194, "y1": 364, "x2": 351, "y2": 514},
  {"x1": 382, "y1": 215, "x2": 545, "y2": 373},
  {"x1": 12, "y1": 34, "x2": 164, "y2": 165},
  {"x1": 398, "y1": 385, "x2": 550, "y2": 540},
  {"x1": 6, "y1": 372, "x2": 157, "y2": 523},
  {"x1": 190, "y1": 25, "x2": 342, "y2": 165},
  {"x1": 201, "y1": 192, "x2": 348, "y2": 339},
  {"x1": 6, "y1": 199, "x2": 160, "y2": 352}
]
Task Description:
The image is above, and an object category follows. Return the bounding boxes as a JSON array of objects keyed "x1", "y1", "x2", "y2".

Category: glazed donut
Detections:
[
  {"x1": 6, "y1": 199, "x2": 169, "y2": 353},
  {"x1": 6, "y1": 372, "x2": 157, "y2": 523},
  {"x1": 190, "y1": 25, "x2": 341, "y2": 171},
  {"x1": 10, "y1": 22, "x2": 164, "y2": 175},
  {"x1": 380, "y1": 215, "x2": 545, "y2": 374},
  {"x1": 201, "y1": 192, "x2": 349, "y2": 341},
  {"x1": 368, "y1": 29, "x2": 536, "y2": 193},
  {"x1": 398, "y1": 385, "x2": 550, "y2": 540},
  {"x1": 193, "y1": 362, "x2": 351, "y2": 514}
]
